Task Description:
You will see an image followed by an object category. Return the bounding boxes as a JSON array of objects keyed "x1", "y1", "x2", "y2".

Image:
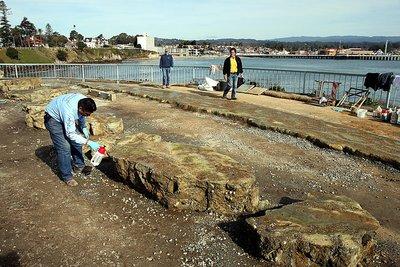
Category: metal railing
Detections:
[{"x1": 1, "y1": 63, "x2": 398, "y2": 107}]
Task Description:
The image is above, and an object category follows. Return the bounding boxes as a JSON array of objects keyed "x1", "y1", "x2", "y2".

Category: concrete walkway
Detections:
[{"x1": 81, "y1": 82, "x2": 400, "y2": 169}]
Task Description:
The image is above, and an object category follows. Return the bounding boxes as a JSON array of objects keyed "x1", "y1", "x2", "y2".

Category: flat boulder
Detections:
[
  {"x1": 86, "y1": 114, "x2": 124, "y2": 136},
  {"x1": 246, "y1": 195, "x2": 380, "y2": 266},
  {"x1": 0, "y1": 78, "x2": 42, "y2": 93},
  {"x1": 112, "y1": 133, "x2": 261, "y2": 214},
  {"x1": 4, "y1": 87, "x2": 70, "y2": 102},
  {"x1": 24, "y1": 105, "x2": 45, "y2": 130}
]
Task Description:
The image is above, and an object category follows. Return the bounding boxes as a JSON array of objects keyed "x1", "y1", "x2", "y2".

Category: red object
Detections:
[{"x1": 98, "y1": 146, "x2": 106, "y2": 154}]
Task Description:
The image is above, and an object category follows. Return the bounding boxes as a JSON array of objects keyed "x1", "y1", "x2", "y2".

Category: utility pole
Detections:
[{"x1": 384, "y1": 40, "x2": 388, "y2": 54}]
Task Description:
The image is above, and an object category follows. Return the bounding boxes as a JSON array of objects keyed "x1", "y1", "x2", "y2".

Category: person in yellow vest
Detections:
[{"x1": 222, "y1": 47, "x2": 243, "y2": 100}]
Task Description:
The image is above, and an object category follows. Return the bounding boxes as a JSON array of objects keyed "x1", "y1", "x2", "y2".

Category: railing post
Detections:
[
  {"x1": 385, "y1": 86, "x2": 391, "y2": 108},
  {"x1": 81, "y1": 64, "x2": 85, "y2": 82},
  {"x1": 53, "y1": 64, "x2": 57, "y2": 78},
  {"x1": 14, "y1": 64, "x2": 18, "y2": 78},
  {"x1": 192, "y1": 68, "x2": 195, "y2": 82},
  {"x1": 116, "y1": 64, "x2": 119, "y2": 84},
  {"x1": 302, "y1": 72, "x2": 306, "y2": 94},
  {"x1": 151, "y1": 66, "x2": 154, "y2": 82}
]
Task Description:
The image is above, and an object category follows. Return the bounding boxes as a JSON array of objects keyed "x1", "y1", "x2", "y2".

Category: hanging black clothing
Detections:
[
  {"x1": 364, "y1": 73, "x2": 380, "y2": 90},
  {"x1": 377, "y1": 72, "x2": 394, "y2": 91}
]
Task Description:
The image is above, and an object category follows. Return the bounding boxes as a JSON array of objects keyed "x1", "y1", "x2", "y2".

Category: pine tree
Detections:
[
  {"x1": 0, "y1": 1, "x2": 12, "y2": 47},
  {"x1": 44, "y1": 23, "x2": 53, "y2": 44},
  {"x1": 45, "y1": 23, "x2": 53, "y2": 37},
  {"x1": 20, "y1": 17, "x2": 36, "y2": 37}
]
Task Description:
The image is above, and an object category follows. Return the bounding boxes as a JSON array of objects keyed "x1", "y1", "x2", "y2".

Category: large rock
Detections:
[
  {"x1": 112, "y1": 133, "x2": 261, "y2": 214},
  {"x1": 88, "y1": 88, "x2": 117, "y2": 101},
  {"x1": 0, "y1": 78, "x2": 42, "y2": 93},
  {"x1": 4, "y1": 87, "x2": 70, "y2": 102},
  {"x1": 22, "y1": 106, "x2": 124, "y2": 136},
  {"x1": 86, "y1": 114, "x2": 124, "y2": 136},
  {"x1": 246, "y1": 195, "x2": 380, "y2": 266},
  {"x1": 24, "y1": 105, "x2": 46, "y2": 130}
]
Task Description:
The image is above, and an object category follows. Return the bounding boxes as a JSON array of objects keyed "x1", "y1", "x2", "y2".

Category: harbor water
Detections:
[{"x1": 128, "y1": 57, "x2": 400, "y2": 75}]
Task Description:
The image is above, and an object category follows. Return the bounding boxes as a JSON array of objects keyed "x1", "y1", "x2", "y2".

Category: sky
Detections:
[{"x1": 7, "y1": 0, "x2": 400, "y2": 39}]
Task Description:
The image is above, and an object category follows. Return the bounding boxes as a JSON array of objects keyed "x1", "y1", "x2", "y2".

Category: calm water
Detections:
[
  {"x1": 130, "y1": 57, "x2": 400, "y2": 75},
  {"x1": 127, "y1": 57, "x2": 400, "y2": 105}
]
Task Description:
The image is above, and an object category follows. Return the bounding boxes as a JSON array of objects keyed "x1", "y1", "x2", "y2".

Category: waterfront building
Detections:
[
  {"x1": 84, "y1": 37, "x2": 109, "y2": 48},
  {"x1": 136, "y1": 34, "x2": 155, "y2": 51},
  {"x1": 338, "y1": 48, "x2": 374, "y2": 56}
]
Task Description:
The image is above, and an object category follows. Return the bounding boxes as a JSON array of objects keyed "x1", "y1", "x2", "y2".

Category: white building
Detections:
[
  {"x1": 136, "y1": 34, "x2": 155, "y2": 51},
  {"x1": 84, "y1": 37, "x2": 109, "y2": 48}
]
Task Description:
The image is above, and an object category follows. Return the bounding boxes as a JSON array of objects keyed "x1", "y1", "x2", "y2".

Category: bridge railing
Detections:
[{"x1": 0, "y1": 63, "x2": 398, "y2": 107}]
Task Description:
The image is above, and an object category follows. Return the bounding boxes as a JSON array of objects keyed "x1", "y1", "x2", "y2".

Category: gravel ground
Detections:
[{"x1": 1, "y1": 91, "x2": 399, "y2": 266}]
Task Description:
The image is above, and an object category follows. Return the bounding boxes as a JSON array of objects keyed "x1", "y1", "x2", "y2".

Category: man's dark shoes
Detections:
[
  {"x1": 81, "y1": 166, "x2": 93, "y2": 176},
  {"x1": 73, "y1": 165, "x2": 93, "y2": 176}
]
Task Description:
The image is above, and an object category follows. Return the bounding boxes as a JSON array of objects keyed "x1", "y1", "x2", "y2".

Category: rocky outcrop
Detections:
[
  {"x1": 3, "y1": 87, "x2": 70, "y2": 102},
  {"x1": 86, "y1": 114, "x2": 124, "y2": 136},
  {"x1": 112, "y1": 133, "x2": 261, "y2": 214},
  {"x1": 246, "y1": 195, "x2": 380, "y2": 266},
  {"x1": 0, "y1": 78, "x2": 42, "y2": 94},
  {"x1": 88, "y1": 89, "x2": 117, "y2": 101}
]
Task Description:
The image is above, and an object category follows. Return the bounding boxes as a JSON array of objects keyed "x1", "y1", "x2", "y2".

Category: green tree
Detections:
[
  {"x1": 11, "y1": 26, "x2": 23, "y2": 47},
  {"x1": 109, "y1": 33, "x2": 135, "y2": 45},
  {"x1": 56, "y1": 49, "x2": 68, "y2": 61},
  {"x1": 45, "y1": 23, "x2": 53, "y2": 37},
  {"x1": 44, "y1": 23, "x2": 53, "y2": 44},
  {"x1": 48, "y1": 32, "x2": 68, "y2": 47},
  {"x1": 76, "y1": 41, "x2": 87, "y2": 51},
  {"x1": 6, "y1": 47, "x2": 18, "y2": 59},
  {"x1": 69, "y1": 29, "x2": 77, "y2": 40},
  {"x1": 20, "y1": 17, "x2": 36, "y2": 38},
  {"x1": 69, "y1": 29, "x2": 83, "y2": 41},
  {"x1": 0, "y1": 1, "x2": 12, "y2": 47}
]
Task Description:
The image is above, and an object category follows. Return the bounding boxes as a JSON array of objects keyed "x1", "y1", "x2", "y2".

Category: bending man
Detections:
[{"x1": 44, "y1": 93, "x2": 102, "y2": 186}]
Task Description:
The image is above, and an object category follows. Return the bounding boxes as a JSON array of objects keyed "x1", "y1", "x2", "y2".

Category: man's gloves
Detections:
[
  {"x1": 82, "y1": 128, "x2": 90, "y2": 139},
  {"x1": 87, "y1": 141, "x2": 101, "y2": 151}
]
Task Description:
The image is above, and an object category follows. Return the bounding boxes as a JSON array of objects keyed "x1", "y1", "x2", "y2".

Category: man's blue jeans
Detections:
[
  {"x1": 224, "y1": 74, "x2": 238, "y2": 97},
  {"x1": 44, "y1": 114, "x2": 85, "y2": 181},
  {"x1": 161, "y1": 67, "x2": 171, "y2": 86}
]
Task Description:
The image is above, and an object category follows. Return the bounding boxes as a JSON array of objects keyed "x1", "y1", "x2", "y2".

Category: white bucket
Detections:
[{"x1": 356, "y1": 109, "x2": 367, "y2": 118}]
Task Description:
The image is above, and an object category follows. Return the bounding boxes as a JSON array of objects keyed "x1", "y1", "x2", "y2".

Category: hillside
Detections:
[
  {"x1": 272, "y1": 36, "x2": 400, "y2": 43},
  {"x1": 156, "y1": 36, "x2": 400, "y2": 45},
  {"x1": 0, "y1": 47, "x2": 156, "y2": 64}
]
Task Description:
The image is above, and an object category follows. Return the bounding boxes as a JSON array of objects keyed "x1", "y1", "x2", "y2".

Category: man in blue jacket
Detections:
[
  {"x1": 44, "y1": 93, "x2": 102, "y2": 186},
  {"x1": 159, "y1": 49, "x2": 174, "y2": 88}
]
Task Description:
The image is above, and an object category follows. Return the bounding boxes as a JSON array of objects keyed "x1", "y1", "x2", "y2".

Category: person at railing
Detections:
[
  {"x1": 44, "y1": 93, "x2": 103, "y2": 187},
  {"x1": 159, "y1": 49, "x2": 174, "y2": 89},
  {"x1": 223, "y1": 47, "x2": 243, "y2": 100}
]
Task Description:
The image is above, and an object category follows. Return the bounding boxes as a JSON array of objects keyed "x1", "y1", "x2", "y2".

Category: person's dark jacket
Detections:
[
  {"x1": 159, "y1": 54, "x2": 174, "y2": 68},
  {"x1": 223, "y1": 56, "x2": 243, "y2": 76}
]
